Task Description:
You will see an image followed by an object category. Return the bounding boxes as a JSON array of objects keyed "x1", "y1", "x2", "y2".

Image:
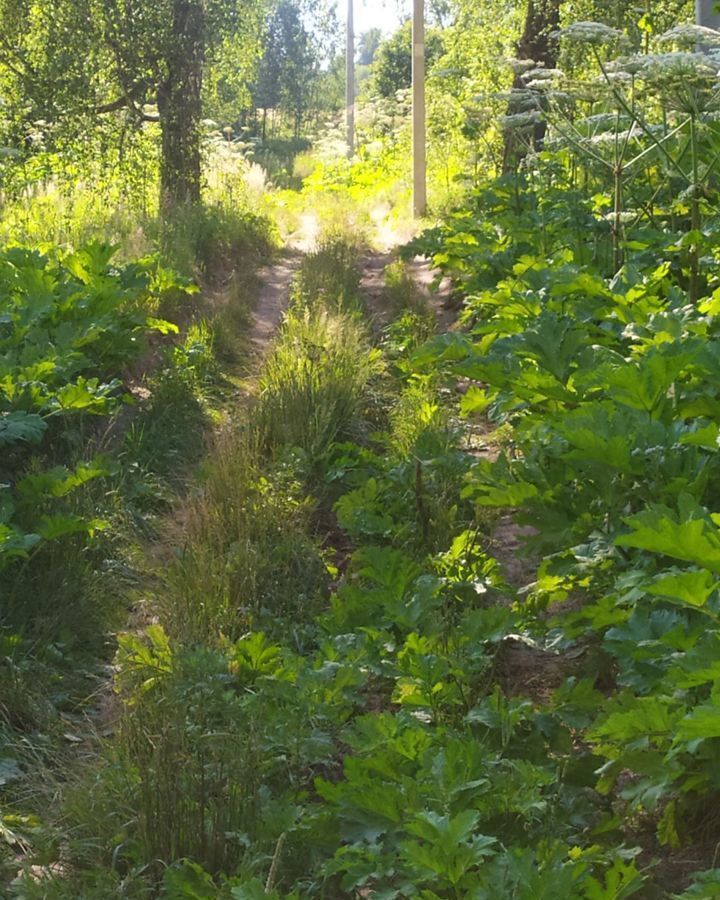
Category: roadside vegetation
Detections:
[{"x1": 5, "y1": 0, "x2": 720, "y2": 898}]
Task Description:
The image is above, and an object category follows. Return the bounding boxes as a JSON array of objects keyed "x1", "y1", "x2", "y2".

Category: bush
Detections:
[{"x1": 291, "y1": 234, "x2": 363, "y2": 314}]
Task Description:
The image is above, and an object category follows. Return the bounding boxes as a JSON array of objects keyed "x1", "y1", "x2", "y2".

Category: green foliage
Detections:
[
  {"x1": 369, "y1": 21, "x2": 445, "y2": 100},
  {"x1": 255, "y1": 306, "x2": 380, "y2": 461},
  {"x1": 252, "y1": 0, "x2": 337, "y2": 137},
  {"x1": 291, "y1": 233, "x2": 364, "y2": 313},
  {"x1": 161, "y1": 432, "x2": 328, "y2": 643},
  {"x1": 254, "y1": 242, "x2": 381, "y2": 464},
  {"x1": 0, "y1": 242, "x2": 189, "y2": 572},
  {"x1": 12, "y1": 5, "x2": 720, "y2": 899},
  {"x1": 403, "y1": 44, "x2": 720, "y2": 888}
]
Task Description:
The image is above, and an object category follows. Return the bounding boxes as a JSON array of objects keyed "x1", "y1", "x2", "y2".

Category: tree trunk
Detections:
[
  {"x1": 157, "y1": 0, "x2": 205, "y2": 214},
  {"x1": 502, "y1": 0, "x2": 561, "y2": 174}
]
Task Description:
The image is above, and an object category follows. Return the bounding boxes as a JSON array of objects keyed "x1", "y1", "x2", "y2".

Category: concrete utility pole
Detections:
[
  {"x1": 346, "y1": 0, "x2": 355, "y2": 158},
  {"x1": 412, "y1": 0, "x2": 427, "y2": 217},
  {"x1": 697, "y1": 0, "x2": 720, "y2": 29}
]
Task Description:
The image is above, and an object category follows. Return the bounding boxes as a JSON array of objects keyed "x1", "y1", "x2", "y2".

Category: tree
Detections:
[
  {"x1": 254, "y1": 0, "x2": 319, "y2": 140},
  {"x1": 252, "y1": 0, "x2": 340, "y2": 138},
  {"x1": 358, "y1": 27, "x2": 382, "y2": 65},
  {"x1": 502, "y1": 0, "x2": 561, "y2": 171},
  {"x1": 0, "y1": 0, "x2": 265, "y2": 213},
  {"x1": 102, "y1": 0, "x2": 264, "y2": 211},
  {"x1": 370, "y1": 20, "x2": 444, "y2": 100}
]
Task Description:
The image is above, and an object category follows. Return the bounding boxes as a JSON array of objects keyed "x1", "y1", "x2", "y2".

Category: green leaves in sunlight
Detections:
[
  {"x1": 0, "y1": 242, "x2": 191, "y2": 572},
  {"x1": 645, "y1": 569, "x2": 719, "y2": 610},
  {"x1": 616, "y1": 501, "x2": 720, "y2": 573},
  {"x1": 403, "y1": 148, "x2": 720, "y2": 884}
]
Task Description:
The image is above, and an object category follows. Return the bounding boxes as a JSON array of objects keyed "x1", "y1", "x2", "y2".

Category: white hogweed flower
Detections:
[
  {"x1": 500, "y1": 110, "x2": 544, "y2": 130},
  {"x1": 522, "y1": 68, "x2": 563, "y2": 81},
  {"x1": 596, "y1": 71, "x2": 633, "y2": 86},
  {"x1": 558, "y1": 21, "x2": 627, "y2": 47},
  {"x1": 603, "y1": 210, "x2": 638, "y2": 225},
  {"x1": 607, "y1": 55, "x2": 647, "y2": 76},
  {"x1": 579, "y1": 113, "x2": 630, "y2": 129},
  {"x1": 659, "y1": 24, "x2": 720, "y2": 48},
  {"x1": 637, "y1": 51, "x2": 720, "y2": 82},
  {"x1": 492, "y1": 89, "x2": 542, "y2": 110},
  {"x1": 507, "y1": 58, "x2": 537, "y2": 74}
]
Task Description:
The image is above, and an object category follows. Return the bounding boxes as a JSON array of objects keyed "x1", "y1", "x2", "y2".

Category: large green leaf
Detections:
[
  {"x1": 616, "y1": 505, "x2": 720, "y2": 573},
  {"x1": 645, "y1": 569, "x2": 719, "y2": 609},
  {"x1": 676, "y1": 703, "x2": 720, "y2": 742},
  {"x1": 0, "y1": 411, "x2": 46, "y2": 446}
]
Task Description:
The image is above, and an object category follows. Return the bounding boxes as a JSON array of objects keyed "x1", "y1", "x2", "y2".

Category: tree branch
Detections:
[{"x1": 96, "y1": 93, "x2": 135, "y2": 114}]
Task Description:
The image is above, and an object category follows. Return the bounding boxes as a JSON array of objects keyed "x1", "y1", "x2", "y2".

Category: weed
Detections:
[
  {"x1": 383, "y1": 259, "x2": 428, "y2": 317},
  {"x1": 160, "y1": 431, "x2": 327, "y2": 644},
  {"x1": 254, "y1": 307, "x2": 381, "y2": 463},
  {"x1": 291, "y1": 234, "x2": 364, "y2": 314},
  {"x1": 160, "y1": 202, "x2": 279, "y2": 282}
]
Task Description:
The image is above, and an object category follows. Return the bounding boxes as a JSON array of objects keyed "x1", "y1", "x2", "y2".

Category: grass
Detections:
[
  {"x1": 160, "y1": 200, "x2": 279, "y2": 282},
  {"x1": 5, "y1": 210, "x2": 441, "y2": 897},
  {"x1": 382, "y1": 259, "x2": 429, "y2": 317},
  {"x1": 160, "y1": 429, "x2": 327, "y2": 644},
  {"x1": 158, "y1": 237, "x2": 381, "y2": 645},
  {"x1": 116, "y1": 635, "x2": 263, "y2": 879},
  {"x1": 0, "y1": 141, "x2": 279, "y2": 278},
  {"x1": 254, "y1": 307, "x2": 380, "y2": 463},
  {"x1": 291, "y1": 233, "x2": 364, "y2": 313},
  {"x1": 0, "y1": 155, "x2": 282, "y2": 897},
  {"x1": 253, "y1": 233, "x2": 382, "y2": 463},
  {"x1": 108, "y1": 236, "x2": 377, "y2": 883}
]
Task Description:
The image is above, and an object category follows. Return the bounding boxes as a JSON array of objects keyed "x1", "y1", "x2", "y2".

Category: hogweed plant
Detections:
[{"x1": 501, "y1": 19, "x2": 720, "y2": 293}]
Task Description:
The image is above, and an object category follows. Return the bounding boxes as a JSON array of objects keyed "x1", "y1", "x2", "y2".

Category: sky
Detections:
[{"x1": 352, "y1": 0, "x2": 405, "y2": 36}]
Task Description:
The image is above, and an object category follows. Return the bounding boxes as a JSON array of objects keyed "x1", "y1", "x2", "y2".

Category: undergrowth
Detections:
[
  {"x1": 10, "y1": 229, "x2": 680, "y2": 899},
  {"x1": 0, "y1": 191, "x2": 278, "y2": 892}
]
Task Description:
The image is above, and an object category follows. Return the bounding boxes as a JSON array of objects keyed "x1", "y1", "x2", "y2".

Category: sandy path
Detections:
[
  {"x1": 358, "y1": 250, "x2": 455, "y2": 332},
  {"x1": 249, "y1": 252, "x2": 299, "y2": 356}
]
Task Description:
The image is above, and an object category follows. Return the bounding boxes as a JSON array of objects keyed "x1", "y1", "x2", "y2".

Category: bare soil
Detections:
[{"x1": 249, "y1": 251, "x2": 299, "y2": 356}]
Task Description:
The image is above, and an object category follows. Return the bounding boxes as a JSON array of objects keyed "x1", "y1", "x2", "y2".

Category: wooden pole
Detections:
[
  {"x1": 412, "y1": 0, "x2": 427, "y2": 217},
  {"x1": 697, "y1": 0, "x2": 720, "y2": 28},
  {"x1": 346, "y1": 0, "x2": 355, "y2": 158}
]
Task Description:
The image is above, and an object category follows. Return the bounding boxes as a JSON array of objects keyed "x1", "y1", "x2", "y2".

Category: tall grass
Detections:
[
  {"x1": 0, "y1": 138, "x2": 278, "y2": 279},
  {"x1": 117, "y1": 635, "x2": 263, "y2": 878},
  {"x1": 291, "y1": 233, "x2": 364, "y2": 313},
  {"x1": 160, "y1": 240, "x2": 380, "y2": 644},
  {"x1": 0, "y1": 142, "x2": 284, "y2": 896},
  {"x1": 12, "y1": 232, "x2": 381, "y2": 894},
  {"x1": 255, "y1": 308, "x2": 380, "y2": 462},
  {"x1": 160, "y1": 430, "x2": 327, "y2": 644},
  {"x1": 107, "y1": 237, "x2": 380, "y2": 881},
  {"x1": 382, "y1": 259, "x2": 428, "y2": 317}
]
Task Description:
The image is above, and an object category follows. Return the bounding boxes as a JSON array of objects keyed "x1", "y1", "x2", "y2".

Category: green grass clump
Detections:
[
  {"x1": 161, "y1": 201, "x2": 279, "y2": 282},
  {"x1": 382, "y1": 259, "x2": 428, "y2": 317},
  {"x1": 161, "y1": 431, "x2": 327, "y2": 644},
  {"x1": 254, "y1": 307, "x2": 380, "y2": 462},
  {"x1": 291, "y1": 233, "x2": 364, "y2": 313},
  {"x1": 116, "y1": 629, "x2": 262, "y2": 879},
  {"x1": 253, "y1": 232, "x2": 381, "y2": 462}
]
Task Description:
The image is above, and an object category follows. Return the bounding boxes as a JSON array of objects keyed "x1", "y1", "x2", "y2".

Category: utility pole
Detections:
[
  {"x1": 697, "y1": 0, "x2": 720, "y2": 29},
  {"x1": 346, "y1": 0, "x2": 355, "y2": 158},
  {"x1": 412, "y1": 0, "x2": 427, "y2": 217}
]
